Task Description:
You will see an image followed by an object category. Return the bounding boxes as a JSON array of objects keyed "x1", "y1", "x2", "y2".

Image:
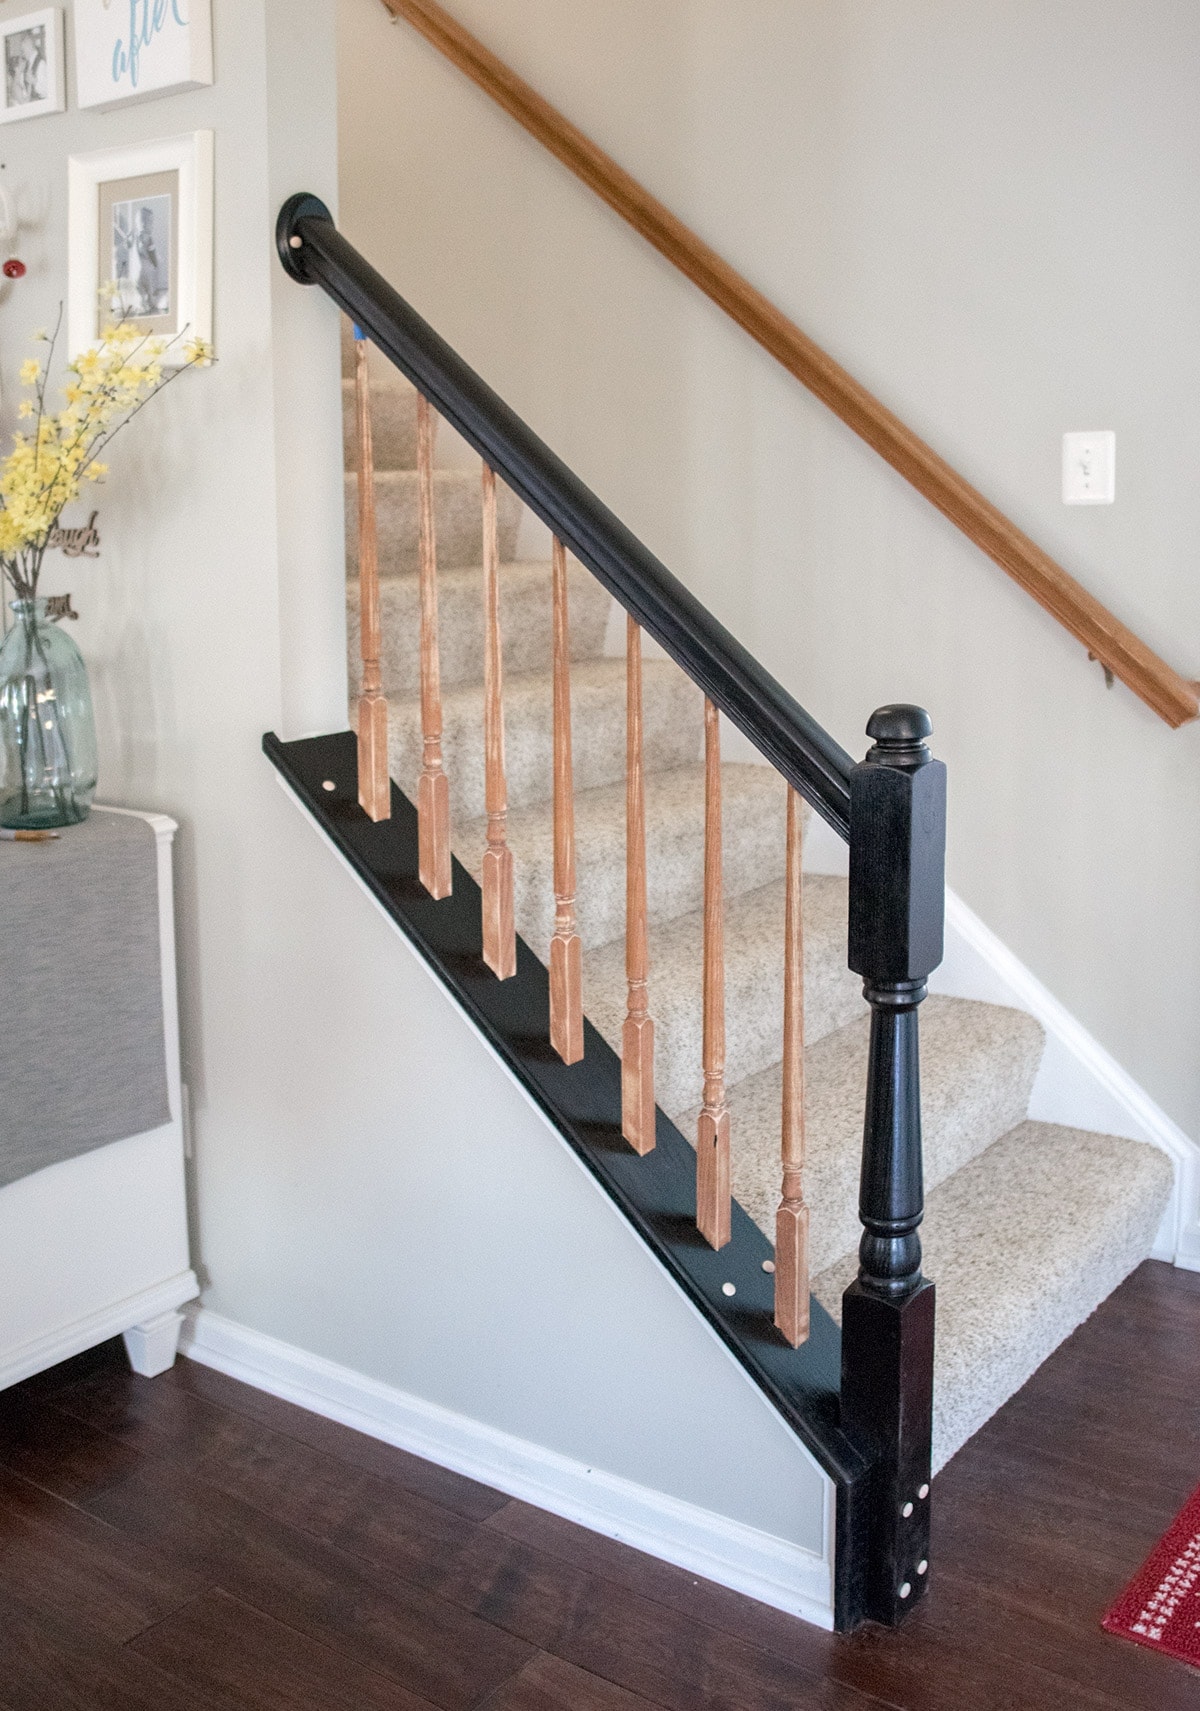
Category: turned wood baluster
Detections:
[
  {"x1": 696, "y1": 699, "x2": 730, "y2": 1248},
  {"x1": 353, "y1": 329, "x2": 390, "y2": 821},
  {"x1": 622, "y1": 616, "x2": 655, "y2": 1153},
  {"x1": 549, "y1": 538, "x2": 583, "y2": 1061},
  {"x1": 416, "y1": 391, "x2": 452, "y2": 897},
  {"x1": 775, "y1": 785, "x2": 810, "y2": 1346},
  {"x1": 480, "y1": 463, "x2": 516, "y2": 979}
]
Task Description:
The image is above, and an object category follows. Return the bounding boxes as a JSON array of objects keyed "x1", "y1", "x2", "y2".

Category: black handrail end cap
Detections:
[{"x1": 277, "y1": 193, "x2": 334, "y2": 284}]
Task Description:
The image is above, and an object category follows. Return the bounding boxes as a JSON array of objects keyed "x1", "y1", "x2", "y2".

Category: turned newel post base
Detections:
[
  {"x1": 843, "y1": 704, "x2": 946, "y2": 1627},
  {"x1": 840, "y1": 973, "x2": 936, "y2": 1624}
]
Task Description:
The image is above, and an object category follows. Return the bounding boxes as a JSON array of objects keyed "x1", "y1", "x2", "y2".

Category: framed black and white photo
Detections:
[
  {"x1": 102, "y1": 174, "x2": 177, "y2": 330},
  {"x1": 0, "y1": 8, "x2": 65, "y2": 124},
  {"x1": 67, "y1": 133, "x2": 213, "y2": 356}
]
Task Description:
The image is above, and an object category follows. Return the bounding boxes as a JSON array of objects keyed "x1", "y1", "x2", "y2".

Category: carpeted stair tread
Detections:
[
  {"x1": 677, "y1": 995, "x2": 1044, "y2": 1278},
  {"x1": 380, "y1": 657, "x2": 703, "y2": 824},
  {"x1": 585, "y1": 875, "x2": 864, "y2": 1120},
  {"x1": 342, "y1": 375, "x2": 424, "y2": 472},
  {"x1": 812, "y1": 1121, "x2": 1174, "y2": 1472},
  {"x1": 458, "y1": 762, "x2": 791, "y2": 953},
  {"x1": 346, "y1": 468, "x2": 523, "y2": 576},
  {"x1": 348, "y1": 558, "x2": 612, "y2": 699}
]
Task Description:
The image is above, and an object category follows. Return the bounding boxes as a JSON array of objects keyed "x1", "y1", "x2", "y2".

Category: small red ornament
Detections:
[{"x1": 2, "y1": 258, "x2": 25, "y2": 279}]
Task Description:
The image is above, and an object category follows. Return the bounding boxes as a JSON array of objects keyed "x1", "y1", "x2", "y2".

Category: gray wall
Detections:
[
  {"x1": 339, "y1": 0, "x2": 1200, "y2": 1142},
  {"x1": 0, "y1": 0, "x2": 828, "y2": 1556}
]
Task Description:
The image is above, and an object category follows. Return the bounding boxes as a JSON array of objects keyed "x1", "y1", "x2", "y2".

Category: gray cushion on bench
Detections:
[{"x1": 0, "y1": 809, "x2": 170, "y2": 1188}]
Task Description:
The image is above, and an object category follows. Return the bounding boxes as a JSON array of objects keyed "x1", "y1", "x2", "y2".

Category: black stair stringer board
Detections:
[{"x1": 264, "y1": 730, "x2": 872, "y2": 1628}]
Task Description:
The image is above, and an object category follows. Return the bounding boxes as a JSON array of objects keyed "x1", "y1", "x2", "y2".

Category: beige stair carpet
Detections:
[
  {"x1": 343, "y1": 345, "x2": 1174, "y2": 1472},
  {"x1": 813, "y1": 1125, "x2": 1172, "y2": 1472}
]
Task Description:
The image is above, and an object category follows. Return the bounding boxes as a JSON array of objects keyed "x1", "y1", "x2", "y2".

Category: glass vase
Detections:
[{"x1": 0, "y1": 598, "x2": 97, "y2": 829}]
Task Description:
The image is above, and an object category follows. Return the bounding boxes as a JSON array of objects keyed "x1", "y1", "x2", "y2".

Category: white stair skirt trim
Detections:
[
  {"x1": 935, "y1": 893, "x2": 1200, "y2": 1271},
  {"x1": 182, "y1": 1306, "x2": 836, "y2": 1630},
  {"x1": 0, "y1": 1269, "x2": 199, "y2": 1392},
  {"x1": 801, "y1": 813, "x2": 1200, "y2": 1270}
]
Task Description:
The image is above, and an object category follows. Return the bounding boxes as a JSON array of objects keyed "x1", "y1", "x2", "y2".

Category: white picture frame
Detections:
[
  {"x1": 73, "y1": 0, "x2": 212, "y2": 111},
  {"x1": 68, "y1": 132, "x2": 213, "y2": 360},
  {"x1": 0, "y1": 8, "x2": 65, "y2": 124}
]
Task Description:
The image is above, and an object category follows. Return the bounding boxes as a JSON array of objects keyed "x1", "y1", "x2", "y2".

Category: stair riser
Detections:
[
  {"x1": 348, "y1": 560, "x2": 612, "y2": 698},
  {"x1": 584, "y1": 876, "x2": 865, "y2": 1121},
  {"x1": 343, "y1": 377, "x2": 425, "y2": 472},
  {"x1": 381, "y1": 660, "x2": 704, "y2": 825},
  {"x1": 346, "y1": 470, "x2": 523, "y2": 576}
]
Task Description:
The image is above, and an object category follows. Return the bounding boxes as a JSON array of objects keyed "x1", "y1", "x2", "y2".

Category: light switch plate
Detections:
[{"x1": 1063, "y1": 431, "x2": 1115, "y2": 504}]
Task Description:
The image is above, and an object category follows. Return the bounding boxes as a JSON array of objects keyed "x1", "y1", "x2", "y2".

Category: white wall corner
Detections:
[
  {"x1": 181, "y1": 1304, "x2": 835, "y2": 1630},
  {"x1": 265, "y1": 0, "x2": 347, "y2": 740}
]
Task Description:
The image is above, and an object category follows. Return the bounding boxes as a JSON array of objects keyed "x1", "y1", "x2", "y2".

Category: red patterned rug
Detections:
[{"x1": 1102, "y1": 1481, "x2": 1200, "y2": 1668}]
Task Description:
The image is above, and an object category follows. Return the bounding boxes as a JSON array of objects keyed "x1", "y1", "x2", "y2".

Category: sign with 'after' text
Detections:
[{"x1": 74, "y1": 0, "x2": 213, "y2": 111}]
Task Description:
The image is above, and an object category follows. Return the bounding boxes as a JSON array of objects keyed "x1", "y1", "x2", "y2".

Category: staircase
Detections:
[
  {"x1": 341, "y1": 331, "x2": 1172, "y2": 1480},
  {"x1": 270, "y1": 196, "x2": 1178, "y2": 1630}
]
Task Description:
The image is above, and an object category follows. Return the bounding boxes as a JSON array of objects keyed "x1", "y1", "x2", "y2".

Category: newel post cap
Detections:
[
  {"x1": 849, "y1": 704, "x2": 946, "y2": 984},
  {"x1": 865, "y1": 704, "x2": 933, "y2": 769}
]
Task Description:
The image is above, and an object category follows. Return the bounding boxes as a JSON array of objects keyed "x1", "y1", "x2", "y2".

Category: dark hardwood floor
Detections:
[{"x1": 1, "y1": 1259, "x2": 1198, "y2": 1710}]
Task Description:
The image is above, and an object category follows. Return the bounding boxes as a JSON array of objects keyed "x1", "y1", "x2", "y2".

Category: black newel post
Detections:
[{"x1": 842, "y1": 704, "x2": 946, "y2": 1626}]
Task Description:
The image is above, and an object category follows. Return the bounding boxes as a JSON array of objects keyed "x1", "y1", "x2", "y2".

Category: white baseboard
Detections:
[
  {"x1": 801, "y1": 813, "x2": 1200, "y2": 1271},
  {"x1": 181, "y1": 1305, "x2": 835, "y2": 1630},
  {"x1": 0, "y1": 1269, "x2": 199, "y2": 1391}
]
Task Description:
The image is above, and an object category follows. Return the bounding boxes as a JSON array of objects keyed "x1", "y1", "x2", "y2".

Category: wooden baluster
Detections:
[
  {"x1": 353, "y1": 329, "x2": 390, "y2": 821},
  {"x1": 622, "y1": 616, "x2": 655, "y2": 1153},
  {"x1": 549, "y1": 538, "x2": 584, "y2": 1061},
  {"x1": 416, "y1": 392, "x2": 452, "y2": 897},
  {"x1": 480, "y1": 463, "x2": 516, "y2": 978},
  {"x1": 696, "y1": 699, "x2": 730, "y2": 1248},
  {"x1": 775, "y1": 785, "x2": 810, "y2": 1346}
]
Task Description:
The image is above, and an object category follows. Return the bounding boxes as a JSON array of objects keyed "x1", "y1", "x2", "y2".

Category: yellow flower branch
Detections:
[{"x1": 0, "y1": 308, "x2": 213, "y2": 599}]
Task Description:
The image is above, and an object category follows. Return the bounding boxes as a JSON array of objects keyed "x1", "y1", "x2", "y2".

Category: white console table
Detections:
[{"x1": 0, "y1": 807, "x2": 198, "y2": 1388}]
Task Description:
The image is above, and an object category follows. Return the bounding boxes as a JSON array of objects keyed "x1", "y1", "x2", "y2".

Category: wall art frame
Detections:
[
  {"x1": 74, "y1": 0, "x2": 213, "y2": 112},
  {"x1": 67, "y1": 131, "x2": 213, "y2": 359},
  {"x1": 0, "y1": 7, "x2": 66, "y2": 124}
]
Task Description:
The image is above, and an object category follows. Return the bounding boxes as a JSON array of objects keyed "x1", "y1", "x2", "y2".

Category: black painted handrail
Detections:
[{"x1": 277, "y1": 192, "x2": 855, "y2": 838}]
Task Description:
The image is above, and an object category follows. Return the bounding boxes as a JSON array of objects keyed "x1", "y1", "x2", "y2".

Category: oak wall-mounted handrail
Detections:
[{"x1": 380, "y1": 0, "x2": 1198, "y2": 730}]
